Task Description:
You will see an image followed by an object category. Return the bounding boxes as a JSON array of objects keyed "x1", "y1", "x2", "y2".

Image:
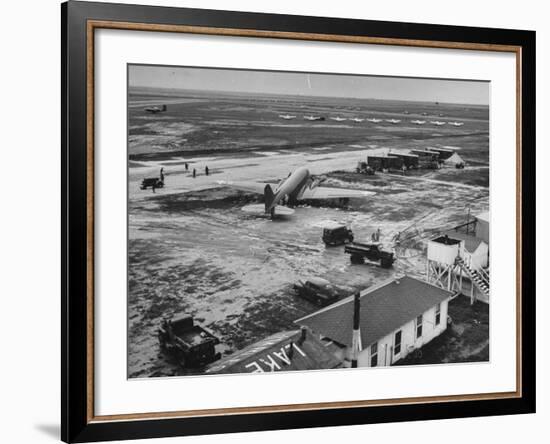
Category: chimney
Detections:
[
  {"x1": 351, "y1": 292, "x2": 361, "y2": 368},
  {"x1": 298, "y1": 326, "x2": 307, "y2": 345}
]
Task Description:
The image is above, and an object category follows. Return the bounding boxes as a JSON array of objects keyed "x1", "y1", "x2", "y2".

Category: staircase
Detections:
[{"x1": 456, "y1": 257, "x2": 490, "y2": 297}]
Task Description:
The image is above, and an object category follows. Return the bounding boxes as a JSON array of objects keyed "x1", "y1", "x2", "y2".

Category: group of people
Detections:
[
  {"x1": 187, "y1": 163, "x2": 209, "y2": 178},
  {"x1": 149, "y1": 163, "x2": 211, "y2": 193}
]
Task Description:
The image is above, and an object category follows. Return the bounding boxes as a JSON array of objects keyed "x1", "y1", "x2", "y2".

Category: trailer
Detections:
[
  {"x1": 425, "y1": 147, "x2": 455, "y2": 161},
  {"x1": 366, "y1": 155, "x2": 404, "y2": 171},
  {"x1": 158, "y1": 315, "x2": 221, "y2": 368},
  {"x1": 410, "y1": 149, "x2": 440, "y2": 169},
  {"x1": 344, "y1": 242, "x2": 395, "y2": 268},
  {"x1": 388, "y1": 152, "x2": 419, "y2": 169}
]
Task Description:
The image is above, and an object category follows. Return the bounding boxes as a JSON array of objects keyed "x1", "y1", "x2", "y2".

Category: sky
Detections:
[{"x1": 129, "y1": 65, "x2": 489, "y2": 105}]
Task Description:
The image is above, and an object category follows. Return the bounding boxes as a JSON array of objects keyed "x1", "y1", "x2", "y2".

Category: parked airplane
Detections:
[
  {"x1": 329, "y1": 116, "x2": 347, "y2": 122},
  {"x1": 144, "y1": 104, "x2": 167, "y2": 114},
  {"x1": 303, "y1": 115, "x2": 325, "y2": 121},
  {"x1": 430, "y1": 121, "x2": 446, "y2": 126},
  {"x1": 411, "y1": 120, "x2": 426, "y2": 125},
  {"x1": 385, "y1": 119, "x2": 401, "y2": 124},
  {"x1": 279, "y1": 114, "x2": 297, "y2": 120},
  {"x1": 350, "y1": 117, "x2": 365, "y2": 122},
  {"x1": 448, "y1": 121, "x2": 464, "y2": 126},
  {"x1": 218, "y1": 167, "x2": 374, "y2": 218},
  {"x1": 366, "y1": 118, "x2": 382, "y2": 123}
]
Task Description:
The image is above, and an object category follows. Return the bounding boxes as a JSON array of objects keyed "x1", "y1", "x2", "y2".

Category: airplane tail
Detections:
[{"x1": 264, "y1": 184, "x2": 275, "y2": 213}]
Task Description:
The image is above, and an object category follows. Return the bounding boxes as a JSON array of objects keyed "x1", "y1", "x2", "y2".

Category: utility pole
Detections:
[{"x1": 351, "y1": 292, "x2": 361, "y2": 368}]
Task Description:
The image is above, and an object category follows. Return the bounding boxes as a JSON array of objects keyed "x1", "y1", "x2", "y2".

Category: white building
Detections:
[
  {"x1": 295, "y1": 276, "x2": 453, "y2": 368},
  {"x1": 426, "y1": 211, "x2": 490, "y2": 303},
  {"x1": 475, "y1": 211, "x2": 490, "y2": 244}
]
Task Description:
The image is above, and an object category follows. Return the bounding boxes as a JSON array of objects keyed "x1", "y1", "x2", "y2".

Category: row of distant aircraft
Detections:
[
  {"x1": 411, "y1": 120, "x2": 465, "y2": 126},
  {"x1": 279, "y1": 114, "x2": 464, "y2": 126}
]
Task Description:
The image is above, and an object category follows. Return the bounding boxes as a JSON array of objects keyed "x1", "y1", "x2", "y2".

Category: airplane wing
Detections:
[
  {"x1": 300, "y1": 186, "x2": 375, "y2": 200},
  {"x1": 217, "y1": 180, "x2": 267, "y2": 195}
]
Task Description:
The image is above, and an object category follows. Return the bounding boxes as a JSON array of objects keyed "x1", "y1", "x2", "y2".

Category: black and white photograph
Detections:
[{"x1": 127, "y1": 65, "x2": 490, "y2": 378}]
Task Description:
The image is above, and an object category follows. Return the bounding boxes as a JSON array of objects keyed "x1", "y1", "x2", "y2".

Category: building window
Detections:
[
  {"x1": 370, "y1": 342, "x2": 378, "y2": 367},
  {"x1": 416, "y1": 314, "x2": 423, "y2": 339},
  {"x1": 435, "y1": 303, "x2": 441, "y2": 326},
  {"x1": 394, "y1": 330, "x2": 402, "y2": 355}
]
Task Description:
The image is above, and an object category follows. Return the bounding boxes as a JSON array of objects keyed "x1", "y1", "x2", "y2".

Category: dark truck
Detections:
[
  {"x1": 158, "y1": 316, "x2": 221, "y2": 368},
  {"x1": 356, "y1": 161, "x2": 375, "y2": 175},
  {"x1": 344, "y1": 242, "x2": 395, "y2": 268},
  {"x1": 322, "y1": 225, "x2": 354, "y2": 246},
  {"x1": 292, "y1": 277, "x2": 339, "y2": 307},
  {"x1": 140, "y1": 177, "x2": 164, "y2": 190}
]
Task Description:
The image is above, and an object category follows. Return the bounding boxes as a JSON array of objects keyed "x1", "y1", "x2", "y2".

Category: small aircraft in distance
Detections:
[
  {"x1": 218, "y1": 166, "x2": 374, "y2": 218},
  {"x1": 144, "y1": 104, "x2": 167, "y2": 114},
  {"x1": 366, "y1": 118, "x2": 382, "y2": 123},
  {"x1": 330, "y1": 116, "x2": 347, "y2": 122},
  {"x1": 430, "y1": 121, "x2": 446, "y2": 126},
  {"x1": 350, "y1": 117, "x2": 365, "y2": 122},
  {"x1": 411, "y1": 120, "x2": 427, "y2": 125},
  {"x1": 279, "y1": 114, "x2": 297, "y2": 120},
  {"x1": 303, "y1": 115, "x2": 325, "y2": 121},
  {"x1": 385, "y1": 119, "x2": 401, "y2": 124},
  {"x1": 448, "y1": 121, "x2": 464, "y2": 126}
]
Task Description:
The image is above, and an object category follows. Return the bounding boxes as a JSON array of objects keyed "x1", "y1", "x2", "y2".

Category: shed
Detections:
[
  {"x1": 475, "y1": 211, "x2": 490, "y2": 244},
  {"x1": 296, "y1": 276, "x2": 453, "y2": 367},
  {"x1": 443, "y1": 230, "x2": 489, "y2": 269}
]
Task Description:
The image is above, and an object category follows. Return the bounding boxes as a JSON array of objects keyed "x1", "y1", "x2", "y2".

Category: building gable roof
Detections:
[
  {"x1": 205, "y1": 329, "x2": 341, "y2": 374},
  {"x1": 296, "y1": 276, "x2": 453, "y2": 349},
  {"x1": 443, "y1": 230, "x2": 486, "y2": 252}
]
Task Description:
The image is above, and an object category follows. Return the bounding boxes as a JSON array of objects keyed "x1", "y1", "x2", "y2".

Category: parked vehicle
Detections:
[
  {"x1": 356, "y1": 161, "x2": 375, "y2": 175},
  {"x1": 140, "y1": 177, "x2": 164, "y2": 190},
  {"x1": 158, "y1": 315, "x2": 221, "y2": 368},
  {"x1": 322, "y1": 225, "x2": 354, "y2": 246},
  {"x1": 292, "y1": 277, "x2": 339, "y2": 307},
  {"x1": 344, "y1": 242, "x2": 395, "y2": 268}
]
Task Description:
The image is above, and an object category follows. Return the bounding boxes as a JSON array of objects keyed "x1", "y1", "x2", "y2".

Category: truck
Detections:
[
  {"x1": 292, "y1": 277, "x2": 339, "y2": 307},
  {"x1": 158, "y1": 315, "x2": 221, "y2": 368},
  {"x1": 356, "y1": 161, "x2": 375, "y2": 175},
  {"x1": 322, "y1": 225, "x2": 354, "y2": 246},
  {"x1": 140, "y1": 177, "x2": 164, "y2": 190},
  {"x1": 344, "y1": 242, "x2": 395, "y2": 268}
]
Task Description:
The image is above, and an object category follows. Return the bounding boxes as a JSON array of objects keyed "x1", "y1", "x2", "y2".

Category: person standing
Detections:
[
  {"x1": 185, "y1": 162, "x2": 189, "y2": 171},
  {"x1": 192, "y1": 168, "x2": 196, "y2": 178},
  {"x1": 205, "y1": 165, "x2": 209, "y2": 176},
  {"x1": 160, "y1": 167, "x2": 165, "y2": 183}
]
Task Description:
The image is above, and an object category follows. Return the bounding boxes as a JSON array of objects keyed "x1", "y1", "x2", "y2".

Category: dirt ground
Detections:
[
  {"x1": 394, "y1": 295, "x2": 490, "y2": 365},
  {"x1": 127, "y1": 89, "x2": 489, "y2": 378}
]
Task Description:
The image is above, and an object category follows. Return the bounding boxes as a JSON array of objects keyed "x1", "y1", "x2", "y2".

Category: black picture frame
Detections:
[{"x1": 62, "y1": 1, "x2": 536, "y2": 442}]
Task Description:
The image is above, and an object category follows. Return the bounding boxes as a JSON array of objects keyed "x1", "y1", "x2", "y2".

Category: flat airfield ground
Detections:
[{"x1": 128, "y1": 88, "x2": 489, "y2": 378}]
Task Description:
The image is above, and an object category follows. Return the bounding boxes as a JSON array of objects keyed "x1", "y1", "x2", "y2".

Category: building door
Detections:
[{"x1": 394, "y1": 330, "x2": 402, "y2": 362}]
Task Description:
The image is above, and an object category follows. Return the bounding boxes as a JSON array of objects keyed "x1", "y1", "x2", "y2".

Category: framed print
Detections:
[{"x1": 61, "y1": 1, "x2": 536, "y2": 442}]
